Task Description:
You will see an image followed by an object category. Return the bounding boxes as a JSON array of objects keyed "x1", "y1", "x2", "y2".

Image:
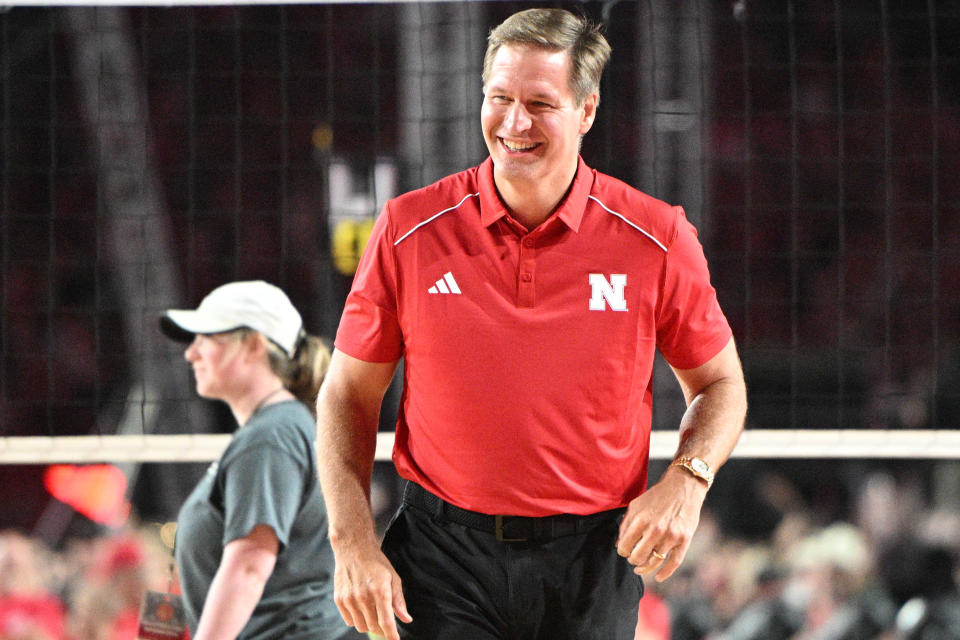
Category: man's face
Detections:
[{"x1": 481, "y1": 44, "x2": 597, "y2": 192}]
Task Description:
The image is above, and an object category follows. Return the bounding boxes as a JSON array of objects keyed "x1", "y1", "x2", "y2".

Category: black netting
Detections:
[{"x1": 1, "y1": 1, "x2": 959, "y2": 526}]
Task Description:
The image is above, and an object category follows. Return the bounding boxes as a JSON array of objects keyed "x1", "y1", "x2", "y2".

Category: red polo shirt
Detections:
[{"x1": 336, "y1": 157, "x2": 731, "y2": 516}]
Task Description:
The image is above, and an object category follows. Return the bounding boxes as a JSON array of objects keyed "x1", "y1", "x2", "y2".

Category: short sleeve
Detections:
[
  {"x1": 656, "y1": 208, "x2": 732, "y2": 370},
  {"x1": 220, "y1": 446, "x2": 303, "y2": 550},
  {"x1": 335, "y1": 203, "x2": 404, "y2": 362}
]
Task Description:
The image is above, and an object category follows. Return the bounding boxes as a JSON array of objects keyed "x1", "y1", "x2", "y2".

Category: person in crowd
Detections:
[
  {"x1": 315, "y1": 7, "x2": 746, "y2": 640},
  {"x1": 0, "y1": 531, "x2": 66, "y2": 640},
  {"x1": 66, "y1": 533, "x2": 161, "y2": 640},
  {"x1": 160, "y1": 280, "x2": 364, "y2": 640},
  {"x1": 880, "y1": 543, "x2": 960, "y2": 640}
]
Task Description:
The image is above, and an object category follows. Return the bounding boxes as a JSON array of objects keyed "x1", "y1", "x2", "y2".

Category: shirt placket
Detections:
[{"x1": 518, "y1": 234, "x2": 536, "y2": 308}]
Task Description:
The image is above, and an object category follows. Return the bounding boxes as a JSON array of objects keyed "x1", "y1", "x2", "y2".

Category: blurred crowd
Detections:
[
  {"x1": 651, "y1": 464, "x2": 960, "y2": 640},
  {"x1": 3, "y1": 465, "x2": 959, "y2": 640},
  {"x1": 0, "y1": 526, "x2": 174, "y2": 640}
]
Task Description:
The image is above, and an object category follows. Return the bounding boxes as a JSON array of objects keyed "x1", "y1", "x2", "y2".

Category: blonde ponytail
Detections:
[{"x1": 264, "y1": 331, "x2": 332, "y2": 416}]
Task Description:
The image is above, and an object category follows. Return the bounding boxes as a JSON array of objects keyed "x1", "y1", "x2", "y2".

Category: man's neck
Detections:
[{"x1": 494, "y1": 162, "x2": 578, "y2": 231}]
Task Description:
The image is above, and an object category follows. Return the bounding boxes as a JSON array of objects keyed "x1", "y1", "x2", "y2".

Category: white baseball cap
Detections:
[{"x1": 160, "y1": 280, "x2": 303, "y2": 357}]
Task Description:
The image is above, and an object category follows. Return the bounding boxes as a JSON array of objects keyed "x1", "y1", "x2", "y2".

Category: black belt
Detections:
[{"x1": 402, "y1": 481, "x2": 625, "y2": 543}]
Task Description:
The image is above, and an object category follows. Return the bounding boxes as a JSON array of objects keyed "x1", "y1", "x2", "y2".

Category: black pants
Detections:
[{"x1": 381, "y1": 484, "x2": 643, "y2": 640}]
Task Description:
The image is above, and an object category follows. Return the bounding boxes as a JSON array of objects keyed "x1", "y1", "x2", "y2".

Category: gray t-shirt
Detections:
[{"x1": 175, "y1": 400, "x2": 353, "y2": 640}]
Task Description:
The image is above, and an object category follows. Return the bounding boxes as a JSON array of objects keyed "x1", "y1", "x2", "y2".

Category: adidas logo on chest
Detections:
[{"x1": 428, "y1": 272, "x2": 461, "y2": 295}]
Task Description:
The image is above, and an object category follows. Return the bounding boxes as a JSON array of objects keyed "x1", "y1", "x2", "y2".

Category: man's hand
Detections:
[
  {"x1": 617, "y1": 337, "x2": 746, "y2": 582},
  {"x1": 316, "y1": 350, "x2": 407, "y2": 638},
  {"x1": 615, "y1": 468, "x2": 708, "y2": 582},
  {"x1": 332, "y1": 541, "x2": 412, "y2": 640}
]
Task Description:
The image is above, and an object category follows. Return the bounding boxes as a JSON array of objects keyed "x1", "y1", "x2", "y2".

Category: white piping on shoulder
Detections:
[
  {"x1": 588, "y1": 195, "x2": 668, "y2": 252},
  {"x1": 393, "y1": 192, "x2": 481, "y2": 246}
]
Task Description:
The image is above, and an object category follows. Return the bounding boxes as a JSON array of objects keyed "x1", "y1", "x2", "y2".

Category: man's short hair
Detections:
[{"x1": 482, "y1": 8, "x2": 612, "y2": 107}]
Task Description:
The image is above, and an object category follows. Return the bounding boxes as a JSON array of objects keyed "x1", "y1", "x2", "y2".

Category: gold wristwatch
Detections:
[{"x1": 671, "y1": 456, "x2": 714, "y2": 489}]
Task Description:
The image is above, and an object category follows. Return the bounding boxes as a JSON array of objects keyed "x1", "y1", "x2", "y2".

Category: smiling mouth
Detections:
[{"x1": 500, "y1": 138, "x2": 540, "y2": 153}]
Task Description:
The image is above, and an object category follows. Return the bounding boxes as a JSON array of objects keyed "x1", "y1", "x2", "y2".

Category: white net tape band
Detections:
[{"x1": 1, "y1": 430, "x2": 959, "y2": 464}]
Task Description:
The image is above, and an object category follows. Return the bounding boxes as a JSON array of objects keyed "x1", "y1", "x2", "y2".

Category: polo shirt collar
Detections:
[{"x1": 478, "y1": 156, "x2": 593, "y2": 233}]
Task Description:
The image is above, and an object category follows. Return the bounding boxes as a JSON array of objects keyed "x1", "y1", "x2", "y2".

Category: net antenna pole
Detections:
[
  {"x1": 57, "y1": 7, "x2": 194, "y2": 529},
  {"x1": 638, "y1": 0, "x2": 714, "y2": 429},
  {"x1": 398, "y1": 2, "x2": 486, "y2": 189},
  {"x1": 639, "y1": 0, "x2": 712, "y2": 233}
]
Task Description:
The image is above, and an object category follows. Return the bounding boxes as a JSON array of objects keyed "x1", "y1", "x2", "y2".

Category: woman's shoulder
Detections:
[{"x1": 227, "y1": 401, "x2": 314, "y2": 457}]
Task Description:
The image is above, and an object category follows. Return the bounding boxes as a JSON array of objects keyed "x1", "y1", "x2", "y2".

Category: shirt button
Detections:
[
  {"x1": 521, "y1": 273, "x2": 532, "y2": 282},
  {"x1": 523, "y1": 238, "x2": 535, "y2": 248}
]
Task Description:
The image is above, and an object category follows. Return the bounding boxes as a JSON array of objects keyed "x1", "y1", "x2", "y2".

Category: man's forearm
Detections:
[
  {"x1": 316, "y1": 386, "x2": 381, "y2": 549},
  {"x1": 670, "y1": 339, "x2": 747, "y2": 474},
  {"x1": 319, "y1": 451, "x2": 380, "y2": 550},
  {"x1": 675, "y1": 374, "x2": 746, "y2": 469}
]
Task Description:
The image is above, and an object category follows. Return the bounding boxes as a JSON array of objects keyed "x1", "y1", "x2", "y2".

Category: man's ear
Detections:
[{"x1": 579, "y1": 92, "x2": 599, "y2": 135}]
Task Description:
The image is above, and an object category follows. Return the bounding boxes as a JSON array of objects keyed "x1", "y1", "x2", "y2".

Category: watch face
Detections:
[{"x1": 692, "y1": 459, "x2": 708, "y2": 474}]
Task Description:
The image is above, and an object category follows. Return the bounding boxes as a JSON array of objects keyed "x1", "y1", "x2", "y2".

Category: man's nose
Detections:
[{"x1": 503, "y1": 101, "x2": 532, "y2": 133}]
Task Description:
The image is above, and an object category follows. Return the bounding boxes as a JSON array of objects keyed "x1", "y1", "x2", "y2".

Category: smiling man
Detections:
[
  {"x1": 316, "y1": 8, "x2": 747, "y2": 640},
  {"x1": 481, "y1": 39, "x2": 598, "y2": 228}
]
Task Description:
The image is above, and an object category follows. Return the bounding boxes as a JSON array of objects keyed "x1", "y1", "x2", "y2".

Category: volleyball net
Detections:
[
  {"x1": 3, "y1": 430, "x2": 960, "y2": 465},
  {"x1": 1, "y1": 1, "x2": 959, "y2": 532}
]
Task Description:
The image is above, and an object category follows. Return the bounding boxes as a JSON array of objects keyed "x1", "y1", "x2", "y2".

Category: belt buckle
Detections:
[{"x1": 495, "y1": 515, "x2": 527, "y2": 542}]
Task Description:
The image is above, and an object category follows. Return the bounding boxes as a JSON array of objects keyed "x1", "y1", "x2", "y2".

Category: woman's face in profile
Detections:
[{"x1": 184, "y1": 332, "x2": 248, "y2": 400}]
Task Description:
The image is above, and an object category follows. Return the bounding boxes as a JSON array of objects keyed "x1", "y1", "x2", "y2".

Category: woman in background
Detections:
[{"x1": 160, "y1": 280, "x2": 364, "y2": 640}]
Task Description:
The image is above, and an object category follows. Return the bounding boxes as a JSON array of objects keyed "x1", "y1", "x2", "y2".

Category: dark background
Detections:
[{"x1": 1, "y1": 1, "x2": 958, "y2": 543}]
